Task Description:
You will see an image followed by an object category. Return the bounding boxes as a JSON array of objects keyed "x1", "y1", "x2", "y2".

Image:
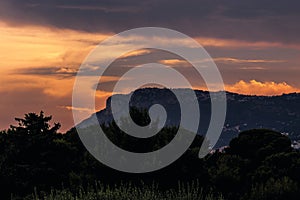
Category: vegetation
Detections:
[
  {"x1": 1, "y1": 111, "x2": 300, "y2": 199},
  {"x1": 27, "y1": 182, "x2": 224, "y2": 200}
]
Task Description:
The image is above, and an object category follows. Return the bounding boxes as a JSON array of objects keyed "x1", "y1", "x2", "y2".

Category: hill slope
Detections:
[{"x1": 78, "y1": 88, "x2": 300, "y2": 148}]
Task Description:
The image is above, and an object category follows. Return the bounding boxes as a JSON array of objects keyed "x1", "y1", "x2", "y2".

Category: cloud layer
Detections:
[
  {"x1": 1, "y1": 1, "x2": 300, "y2": 132},
  {"x1": 1, "y1": 0, "x2": 300, "y2": 44}
]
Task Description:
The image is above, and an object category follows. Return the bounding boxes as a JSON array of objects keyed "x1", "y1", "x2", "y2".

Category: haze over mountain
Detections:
[{"x1": 78, "y1": 88, "x2": 300, "y2": 148}]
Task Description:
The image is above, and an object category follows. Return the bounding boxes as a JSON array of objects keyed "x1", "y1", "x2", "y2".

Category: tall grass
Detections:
[{"x1": 26, "y1": 181, "x2": 224, "y2": 200}]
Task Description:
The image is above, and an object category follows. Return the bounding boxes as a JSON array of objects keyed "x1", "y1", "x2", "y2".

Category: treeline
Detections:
[{"x1": 0, "y1": 111, "x2": 300, "y2": 199}]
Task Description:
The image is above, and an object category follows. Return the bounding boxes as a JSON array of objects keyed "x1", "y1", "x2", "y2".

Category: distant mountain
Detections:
[{"x1": 78, "y1": 88, "x2": 300, "y2": 148}]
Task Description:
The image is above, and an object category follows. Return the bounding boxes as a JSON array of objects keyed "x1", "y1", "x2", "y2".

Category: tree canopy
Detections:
[{"x1": 0, "y1": 111, "x2": 300, "y2": 200}]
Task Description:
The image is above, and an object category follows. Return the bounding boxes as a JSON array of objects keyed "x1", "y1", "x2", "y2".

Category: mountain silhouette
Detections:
[{"x1": 78, "y1": 88, "x2": 300, "y2": 148}]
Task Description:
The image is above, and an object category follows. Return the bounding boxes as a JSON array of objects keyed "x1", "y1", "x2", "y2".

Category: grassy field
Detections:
[{"x1": 25, "y1": 182, "x2": 224, "y2": 200}]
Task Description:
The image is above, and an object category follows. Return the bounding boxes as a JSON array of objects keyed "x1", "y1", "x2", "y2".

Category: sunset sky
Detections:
[{"x1": 1, "y1": 0, "x2": 300, "y2": 131}]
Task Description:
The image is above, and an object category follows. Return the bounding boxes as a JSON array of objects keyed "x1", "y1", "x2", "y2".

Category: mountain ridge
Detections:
[{"x1": 78, "y1": 88, "x2": 300, "y2": 148}]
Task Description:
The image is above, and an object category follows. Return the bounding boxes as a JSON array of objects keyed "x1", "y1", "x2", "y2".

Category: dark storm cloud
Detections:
[{"x1": 1, "y1": 0, "x2": 300, "y2": 44}]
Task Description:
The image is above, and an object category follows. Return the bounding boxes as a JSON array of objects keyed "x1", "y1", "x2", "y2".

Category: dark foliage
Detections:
[{"x1": 0, "y1": 111, "x2": 300, "y2": 200}]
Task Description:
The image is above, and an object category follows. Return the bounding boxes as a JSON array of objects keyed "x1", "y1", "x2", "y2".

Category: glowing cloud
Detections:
[
  {"x1": 195, "y1": 37, "x2": 300, "y2": 49},
  {"x1": 59, "y1": 106, "x2": 94, "y2": 113},
  {"x1": 214, "y1": 57, "x2": 285, "y2": 64},
  {"x1": 0, "y1": 22, "x2": 111, "y2": 69},
  {"x1": 226, "y1": 80, "x2": 300, "y2": 96},
  {"x1": 119, "y1": 49, "x2": 152, "y2": 58},
  {"x1": 159, "y1": 59, "x2": 189, "y2": 67}
]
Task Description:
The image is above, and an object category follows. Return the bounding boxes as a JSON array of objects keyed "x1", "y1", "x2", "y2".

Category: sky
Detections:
[{"x1": 0, "y1": 0, "x2": 300, "y2": 131}]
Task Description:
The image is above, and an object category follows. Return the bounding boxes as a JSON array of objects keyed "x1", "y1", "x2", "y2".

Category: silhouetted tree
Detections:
[
  {"x1": 228, "y1": 129, "x2": 292, "y2": 160},
  {"x1": 10, "y1": 111, "x2": 61, "y2": 135}
]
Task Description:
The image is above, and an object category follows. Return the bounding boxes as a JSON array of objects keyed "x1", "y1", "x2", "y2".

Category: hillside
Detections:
[{"x1": 78, "y1": 88, "x2": 300, "y2": 148}]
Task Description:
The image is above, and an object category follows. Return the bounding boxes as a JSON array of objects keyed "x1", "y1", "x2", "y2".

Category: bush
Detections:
[{"x1": 244, "y1": 177, "x2": 299, "y2": 200}]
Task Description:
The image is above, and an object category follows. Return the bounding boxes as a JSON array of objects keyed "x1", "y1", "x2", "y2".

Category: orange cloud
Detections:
[
  {"x1": 0, "y1": 21, "x2": 113, "y2": 116},
  {"x1": 214, "y1": 57, "x2": 285, "y2": 64},
  {"x1": 195, "y1": 37, "x2": 300, "y2": 49},
  {"x1": 0, "y1": 21, "x2": 110, "y2": 70},
  {"x1": 59, "y1": 106, "x2": 94, "y2": 113},
  {"x1": 225, "y1": 80, "x2": 300, "y2": 96},
  {"x1": 158, "y1": 57, "x2": 284, "y2": 68},
  {"x1": 119, "y1": 49, "x2": 152, "y2": 58},
  {"x1": 159, "y1": 59, "x2": 189, "y2": 67},
  {"x1": 0, "y1": 73, "x2": 75, "y2": 98}
]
